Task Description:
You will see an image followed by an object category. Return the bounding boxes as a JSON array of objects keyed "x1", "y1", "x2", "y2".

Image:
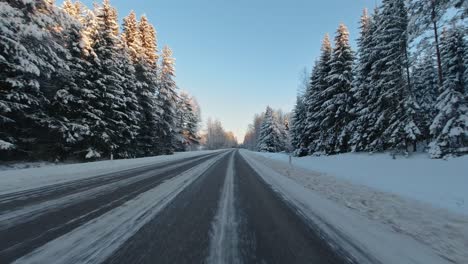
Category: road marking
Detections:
[{"x1": 207, "y1": 151, "x2": 240, "y2": 264}]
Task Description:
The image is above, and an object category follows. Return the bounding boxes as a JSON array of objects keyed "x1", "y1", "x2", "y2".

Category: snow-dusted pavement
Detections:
[{"x1": 1, "y1": 149, "x2": 464, "y2": 264}]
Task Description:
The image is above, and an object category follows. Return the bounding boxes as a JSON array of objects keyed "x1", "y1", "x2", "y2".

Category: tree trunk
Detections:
[
  {"x1": 405, "y1": 46, "x2": 412, "y2": 93},
  {"x1": 432, "y1": 0, "x2": 443, "y2": 87}
]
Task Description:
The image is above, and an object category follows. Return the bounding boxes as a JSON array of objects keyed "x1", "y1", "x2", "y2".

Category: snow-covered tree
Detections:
[
  {"x1": 174, "y1": 92, "x2": 201, "y2": 151},
  {"x1": 318, "y1": 24, "x2": 354, "y2": 154},
  {"x1": 0, "y1": 0, "x2": 67, "y2": 159},
  {"x1": 121, "y1": 14, "x2": 161, "y2": 157},
  {"x1": 408, "y1": 0, "x2": 454, "y2": 86},
  {"x1": 122, "y1": 11, "x2": 142, "y2": 63},
  {"x1": 366, "y1": 0, "x2": 421, "y2": 152},
  {"x1": 0, "y1": 0, "x2": 196, "y2": 161},
  {"x1": 257, "y1": 106, "x2": 286, "y2": 152},
  {"x1": 139, "y1": 15, "x2": 159, "y2": 67},
  {"x1": 429, "y1": 25, "x2": 468, "y2": 158},
  {"x1": 291, "y1": 68, "x2": 311, "y2": 152},
  {"x1": 51, "y1": 3, "x2": 96, "y2": 159},
  {"x1": 62, "y1": 0, "x2": 87, "y2": 23},
  {"x1": 347, "y1": 8, "x2": 377, "y2": 151},
  {"x1": 304, "y1": 36, "x2": 332, "y2": 153},
  {"x1": 83, "y1": 0, "x2": 130, "y2": 159},
  {"x1": 157, "y1": 46, "x2": 178, "y2": 154},
  {"x1": 412, "y1": 49, "x2": 439, "y2": 140},
  {"x1": 291, "y1": 95, "x2": 306, "y2": 150}
]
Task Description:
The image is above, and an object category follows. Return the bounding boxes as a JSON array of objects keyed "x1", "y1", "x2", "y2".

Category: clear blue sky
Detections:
[{"x1": 70, "y1": 0, "x2": 380, "y2": 142}]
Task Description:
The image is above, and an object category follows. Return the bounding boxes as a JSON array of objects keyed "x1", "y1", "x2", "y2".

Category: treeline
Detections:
[
  {"x1": 243, "y1": 107, "x2": 291, "y2": 152},
  {"x1": 202, "y1": 118, "x2": 238, "y2": 150},
  {"x1": 0, "y1": 0, "x2": 201, "y2": 161},
  {"x1": 288, "y1": 0, "x2": 467, "y2": 158}
]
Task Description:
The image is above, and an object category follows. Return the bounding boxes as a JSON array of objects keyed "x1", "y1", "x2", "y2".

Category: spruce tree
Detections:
[
  {"x1": 0, "y1": 0, "x2": 66, "y2": 159},
  {"x1": 412, "y1": 50, "x2": 439, "y2": 141},
  {"x1": 52, "y1": 2, "x2": 96, "y2": 159},
  {"x1": 291, "y1": 95, "x2": 307, "y2": 151},
  {"x1": 258, "y1": 107, "x2": 285, "y2": 152},
  {"x1": 174, "y1": 92, "x2": 201, "y2": 151},
  {"x1": 304, "y1": 35, "x2": 332, "y2": 153},
  {"x1": 158, "y1": 46, "x2": 178, "y2": 154},
  {"x1": 348, "y1": 9, "x2": 376, "y2": 151},
  {"x1": 122, "y1": 11, "x2": 142, "y2": 63},
  {"x1": 114, "y1": 40, "x2": 141, "y2": 158},
  {"x1": 139, "y1": 16, "x2": 159, "y2": 67},
  {"x1": 366, "y1": 0, "x2": 421, "y2": 152},
  {"x1": 319, "y1": 24, "x2": 354, "y2": 154},
  {"x1": 429, "y1": 25, "x2": 468, "y2": 158},
  {"x1": 128, "y1": 15, "x2": 161, "y2": 157},
  {"x1": 85, "y1": 0, "x2": 129, "y2": 159},
  {"x1": 291, "y1": 69, "x2": 310, "y2": 152}
]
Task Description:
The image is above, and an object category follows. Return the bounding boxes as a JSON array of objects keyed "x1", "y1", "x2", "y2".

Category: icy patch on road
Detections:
[
  {"x1": 13, "y1": 152, "x2": 228, "y2": 264},
  {"x1": 240, "y1": 150, "x2": 459, "y2": 264},
  {"x1": 207, "y1": 151, "x2": 240, "y2": 264}
]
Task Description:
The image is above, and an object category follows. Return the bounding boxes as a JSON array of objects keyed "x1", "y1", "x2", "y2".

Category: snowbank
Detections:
[
  {"x1": 253, "y1": 151, "x2": 468, "y2": 215},
  {"x1": 0, "y1": 150, "x2": 223, "y2": 195},
  {"x1": 241, "y1": 150, "x2": 468, "y2": 264}
]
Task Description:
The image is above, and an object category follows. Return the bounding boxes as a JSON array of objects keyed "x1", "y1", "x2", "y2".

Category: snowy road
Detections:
[{"x1": 0, "y1": 150, "x2": 356, "y2": 264}]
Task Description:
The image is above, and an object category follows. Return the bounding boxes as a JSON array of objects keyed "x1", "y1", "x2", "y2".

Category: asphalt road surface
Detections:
[{"x1": 0, "y1": 150, "x2": 355, "y2": 264}]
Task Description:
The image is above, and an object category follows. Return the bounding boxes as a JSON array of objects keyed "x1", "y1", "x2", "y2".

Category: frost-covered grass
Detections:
[
  {"x1": 0, "y1": 150, "x2": 223, "y2": 195},
  {"x1": 241, "y1": 150, "x2": 468, "y2": 264},
  {"x1": 254, "y1": 151, "x2": 468, "y2": 215}
]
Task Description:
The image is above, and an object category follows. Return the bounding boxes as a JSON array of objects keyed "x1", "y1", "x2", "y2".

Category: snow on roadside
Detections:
[
  {"x1": 241, "y1": 150, "x2": 468, "y2": 264},
  {"x1": 0, "y1": 161, "x2": 67, "y2": 171},
  {"x1": 0, "y1": 150, "x2": 223, "y2": 195},
  {"x1": 14, "y1": 152, "x2": 229, "y2": 264},
  {"x1": 254, "y1": 151, "x2": 468, "y2": 216}
]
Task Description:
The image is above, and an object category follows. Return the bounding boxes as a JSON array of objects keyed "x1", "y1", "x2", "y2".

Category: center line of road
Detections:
[{"x1": 207, "y1": 151, "x2": 240, "y2": 264}]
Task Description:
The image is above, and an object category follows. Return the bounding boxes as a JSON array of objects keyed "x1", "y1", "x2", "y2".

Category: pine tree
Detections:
[
  {"x1": 408, "y1": 0, "x2": 454, "y2": 87},
  {"x1": 258, "y1": 106, "x2": 285, "y2": 152},
  {"x1": 158, "y1": 46, "x2": 178, "y2": 154},
  {"x1": 429, "y1": 25, "x2": 468, "y2": 158},
  {"x1": 319, "y1": 24, "x2": 354, "y2": 154},
  {"x1": 304, "y1": 35, "x2": 332, "y2": 153}
]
